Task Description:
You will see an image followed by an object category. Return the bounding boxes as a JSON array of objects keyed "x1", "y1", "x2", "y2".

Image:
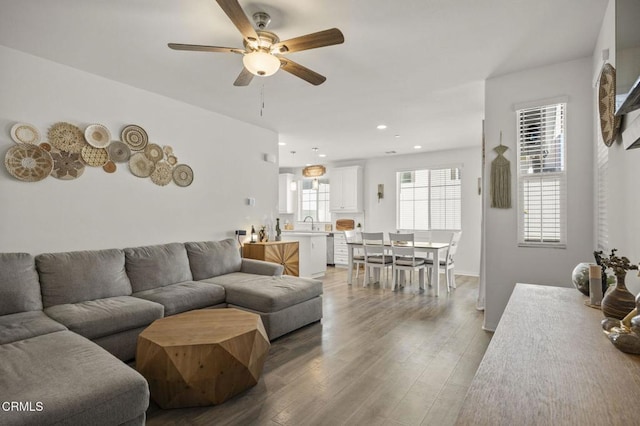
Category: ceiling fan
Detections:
[{"x1": 168, "y1": 0, "x2": 344, "y2": 86}]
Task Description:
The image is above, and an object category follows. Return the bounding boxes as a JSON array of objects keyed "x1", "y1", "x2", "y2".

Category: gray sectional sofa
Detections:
[{"x1": 0, "y1": 239, "x2": 323, "y2": 425}]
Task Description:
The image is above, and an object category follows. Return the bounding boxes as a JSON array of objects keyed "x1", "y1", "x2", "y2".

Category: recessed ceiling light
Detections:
[
  {"x1": 377, "y1": 124, "x2": 387, "y2": 130},
  {"x1": 278, "y1": 142, "x2": 286, "y2": 146},
  {"x1": 414, "y1": 145, "x2": 422, "y2": 149},
  {"x1": 395, "y1": 135, "x2": 400, "y2": 138},
  {"x1": 319, "y1": 154, "x2": 327, "y2": 158}
]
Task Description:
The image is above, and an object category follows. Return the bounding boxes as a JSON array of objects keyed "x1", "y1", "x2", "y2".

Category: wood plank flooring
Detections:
[{"x1": 146, "y1": 267, "x2": 491, "y2": 426}]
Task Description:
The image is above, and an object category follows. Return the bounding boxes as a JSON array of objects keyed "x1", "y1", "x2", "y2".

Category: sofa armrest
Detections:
[{"x1": 240, "y1": 259, "x2": 284, "y2": 276}]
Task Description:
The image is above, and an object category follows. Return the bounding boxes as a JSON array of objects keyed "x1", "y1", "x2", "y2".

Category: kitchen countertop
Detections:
[{"x1": 281, "y1": 230, "x2": 329, "y2": 236}]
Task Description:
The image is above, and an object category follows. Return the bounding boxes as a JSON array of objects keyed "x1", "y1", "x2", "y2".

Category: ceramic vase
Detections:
[
  {"x1": 275, "y1": 218, "x2": 282, "y2": 241},
  {"x1": 601, "y1": 271, "x2": 637, "y2": 320}
]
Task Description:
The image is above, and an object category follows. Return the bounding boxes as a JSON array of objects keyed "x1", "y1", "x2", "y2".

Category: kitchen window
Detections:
[
  {"x1": 396, "y1": 167, "x2": 461, "y2": 231},
  {"x1": 516, "y1": 102, "x2": 566, "y2": 247},
  {"x1": 298, "y1": 179, "x2": 331, "y2": 222}
]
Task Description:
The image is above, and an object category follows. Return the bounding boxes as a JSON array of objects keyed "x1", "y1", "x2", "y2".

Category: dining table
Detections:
[{"x1": 346, "y1": 241, "x2": 450, "y2": 296}]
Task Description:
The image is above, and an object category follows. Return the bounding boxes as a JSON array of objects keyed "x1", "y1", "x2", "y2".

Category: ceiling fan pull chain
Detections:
[{"x1": 260, "y1": 84, "x2": 265, "y2": 117}]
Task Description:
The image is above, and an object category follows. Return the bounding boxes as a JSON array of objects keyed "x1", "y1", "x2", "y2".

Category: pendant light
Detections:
[{"x1": 302, "y1": 165, "x2": 326, "y2": 177}]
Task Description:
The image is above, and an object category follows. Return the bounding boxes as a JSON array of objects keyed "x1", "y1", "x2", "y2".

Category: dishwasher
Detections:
[{"x1": 326, "y1": 233, "x2": 334, "y2": 265}]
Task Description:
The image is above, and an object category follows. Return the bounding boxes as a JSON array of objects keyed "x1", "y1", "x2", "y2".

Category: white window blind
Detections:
[
  {"x1": 596, "y1": 139, "x2": 608, "y2": 251},
  {"x1": 397, "y1": 167, "x2": 461, "y2": 231},
  {"x1": 298, "y1": 179, "x2": 331, "y2": 222},
  {"x1": 516, "y1": 103, "x2": 566, "y2": 246}
]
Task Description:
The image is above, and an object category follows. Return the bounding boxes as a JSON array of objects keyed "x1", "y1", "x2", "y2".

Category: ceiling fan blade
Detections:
[
  {"x1": 280, "y1": 59, "x2": 327, "y2": 86},
  {"x1": 233, "y1": 67, "x2": 254, "y2": 86},
  {"x1": 273, "y1": 28, "x2": 344, "y2": 54},
  {"x1": 168, "y1": 43, "x2": 243, "y2": 54},
  {"x1": 215, "y1": 0, "x2": 259, "y2": 43}
]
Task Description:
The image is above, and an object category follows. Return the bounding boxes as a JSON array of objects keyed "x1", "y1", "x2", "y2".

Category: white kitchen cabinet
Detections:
[
  {"x1": 333, "y1": 232, "x2": 349, "y2": 266},
  {"x1": 330, "y1": 166, "x2": 363, "y2": 212},
  {"x1": 278, "y1": 173, "x2": 294, "y2": 214}
]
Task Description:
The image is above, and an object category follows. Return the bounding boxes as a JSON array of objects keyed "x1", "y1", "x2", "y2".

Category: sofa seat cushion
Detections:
[
  {"x1": 44, "y1": 296, "x2": 164, "y2": 340},
  {"x1": 0, "y1": 330, "x2": 149, "y2": 426},
  {"x1": 0, "y1": 310, "x2": 67, "y2": 345},
  {"x1": 185, "y1": 239, "x2": 242, "y2": 280},
  {"x1": 0, "y1": 252, "x2": 43, "y2": 315},
  {"x1": 200, "y1": 272, "x2": 266, "y2": 286},
  {"x1": 36, "y1": 249, "x2": 132, "y2": 307},
  {"x1": 204, "y1": 275, "x2": 322, "y2": 313},
  {"x1": 124, "y1": 243, "x2": 193, "y2": 293},
  {"x1": 133, "y1": 281, "x2": 226, "y2": 316}
]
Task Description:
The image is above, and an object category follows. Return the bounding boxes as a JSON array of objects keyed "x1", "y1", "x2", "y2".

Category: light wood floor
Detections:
[{"x1": 146, "y1": 267, "x2": 491, "y2": 426}]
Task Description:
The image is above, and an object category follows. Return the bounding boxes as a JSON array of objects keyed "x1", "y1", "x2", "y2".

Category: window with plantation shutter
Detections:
[
  {"x1": 516, "y1": 103, "x2": 566, "y2": 247},
  {"x1": 396, "y1": 167, "x2": 461, "y2": 231},
  {"x1": 596, "y1": 139, "x2": 608, "y2": 251}
]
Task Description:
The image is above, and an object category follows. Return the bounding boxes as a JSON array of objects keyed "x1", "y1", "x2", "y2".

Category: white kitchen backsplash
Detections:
[{"x1": 332, "y1": 212, "x2": 365, "y2": 231}]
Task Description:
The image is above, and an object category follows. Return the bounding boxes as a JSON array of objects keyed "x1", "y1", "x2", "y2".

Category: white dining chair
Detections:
[
  {"x1": 425, "y1": 231, "x2": 462, "y2": 292},
  {"x1": 362, "y1": 232, "x2": 393, "y2": 289},
  {"x1": 344, "y1": 230, "x2": 365, "y2": 283},
  {"x1": 389, "y1": 233, "x2": 426, "y2": 291}
]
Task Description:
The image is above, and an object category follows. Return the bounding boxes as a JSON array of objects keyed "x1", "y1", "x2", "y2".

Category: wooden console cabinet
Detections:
[
  {"x1": 242, "y1": 241, "x2": 299, "y2": 277},
  {"x1": 456, "y1": 284, "x2": 640, "y2": 425}
]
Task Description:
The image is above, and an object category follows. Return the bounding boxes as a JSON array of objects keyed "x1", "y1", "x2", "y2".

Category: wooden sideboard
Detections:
[
  {"x1": 456, "y1": 283, "x2": 640, "y2": 425},
  {"x1": 242, "y1": 241, "x2": 299, "y2": 277}
]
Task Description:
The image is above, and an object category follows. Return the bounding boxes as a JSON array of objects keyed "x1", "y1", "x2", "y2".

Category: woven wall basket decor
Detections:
[{"x1": 599, "y1": 63, "x2": 622, "y2": 147}]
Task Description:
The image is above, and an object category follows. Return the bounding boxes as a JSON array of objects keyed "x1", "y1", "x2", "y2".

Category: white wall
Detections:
[
  {"x1": 362, "y1": 148, "x2": 482, "y2": 276},
  {"x1": 0, "y1": 46, "x2": 278, "y2": 253},
  {"x1": 483, "y1": 57, "x2": 595, "y2": 331},
  {"x1": 593, "y1": 0, "x2": 640, "y2": 295}
]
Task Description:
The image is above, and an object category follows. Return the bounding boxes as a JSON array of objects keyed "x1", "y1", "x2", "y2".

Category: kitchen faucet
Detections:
[{"x1": 303, "y1": 216, "x2": 315, "y2": 231}]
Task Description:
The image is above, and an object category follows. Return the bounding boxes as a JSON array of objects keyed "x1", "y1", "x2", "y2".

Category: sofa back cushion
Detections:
[
  {"x1": 124, "y1": 243, "x2": 193, "y2": 292},
  {"x1": 36, "y1": 249, "x2": 132, "y2": 308},
  {"x1": 185, "y1": 239, "x2": 242, "y2": 280},
  {"x1": 0, "y1": 253, "x2": 43, "y2": 315}
]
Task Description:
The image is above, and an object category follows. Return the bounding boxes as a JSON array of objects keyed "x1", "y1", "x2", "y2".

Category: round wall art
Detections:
[
  {"x1": 150, "y1": 161, "x2": 172, "y2": 186},
  {"x1": 48, "y1": 122, "x2": 86, "y2": 153},
  {"x1": 5, "y1": 144, "x2": 53, "y2": 182},
  {"x1": 121, "y1": 124, "x2": 148, "y2": 151},
  {"x1": 144, "y1": 143, "x2": 164, "y2": 163},
  {"x1": 84, "y1": 124, "x2": 111, "y2": 148},
  {"x1": 50, "y1": 150, "x2": 85, "y2": 180},
  {"x1": 107, "y1": 141, "x2": 131, "y2": 163},
  {"x1": 129, "y1": 152, "x2": 155, "y2": 177},
  {"x1": 599, "y1": 63, "x2": 622, "y2": 147},
  {"x1": 11, "y1": 123, "x2": 40, "y2": 145},
  {"x1": 81, "y1": 145, "x2": 109, "y2": 167},
  {"x1": 172, "y1": 164, "x2": 194, "y2": 187}
]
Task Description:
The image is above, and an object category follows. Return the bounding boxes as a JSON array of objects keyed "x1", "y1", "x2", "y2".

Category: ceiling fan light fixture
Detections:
[{"x1": 243, "y1": 51, "x2": 281, "y2": 76}]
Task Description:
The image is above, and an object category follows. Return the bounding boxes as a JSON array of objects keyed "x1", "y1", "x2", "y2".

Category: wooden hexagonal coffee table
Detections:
[{"x1": 136, "y1": 308, "x2": 270, "y2": 409}]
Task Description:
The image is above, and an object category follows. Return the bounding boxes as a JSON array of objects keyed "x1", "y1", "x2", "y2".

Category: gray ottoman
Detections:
[{"x1": 203, "y1": 273, "x2": 323, "y2": 339}]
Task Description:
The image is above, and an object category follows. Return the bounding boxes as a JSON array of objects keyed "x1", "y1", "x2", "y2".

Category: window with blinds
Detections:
[
  {"x1": 596, "y1": 138, "x2": 608, "y2": 251},
  {"x1": 298, "y1": 179, "x2": 331, "y2": 222},
  {"x1": 397, "y1": 167, "x2": 461, "y2": 231},
  {"x1": 516, "y1": 103, "x2": 566, "y2": 246}
]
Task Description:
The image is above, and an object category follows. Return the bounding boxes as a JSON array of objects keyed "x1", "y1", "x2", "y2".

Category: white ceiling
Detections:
[{"x1": 0, "y1": 0, "x2": 607, "y2": 167}]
